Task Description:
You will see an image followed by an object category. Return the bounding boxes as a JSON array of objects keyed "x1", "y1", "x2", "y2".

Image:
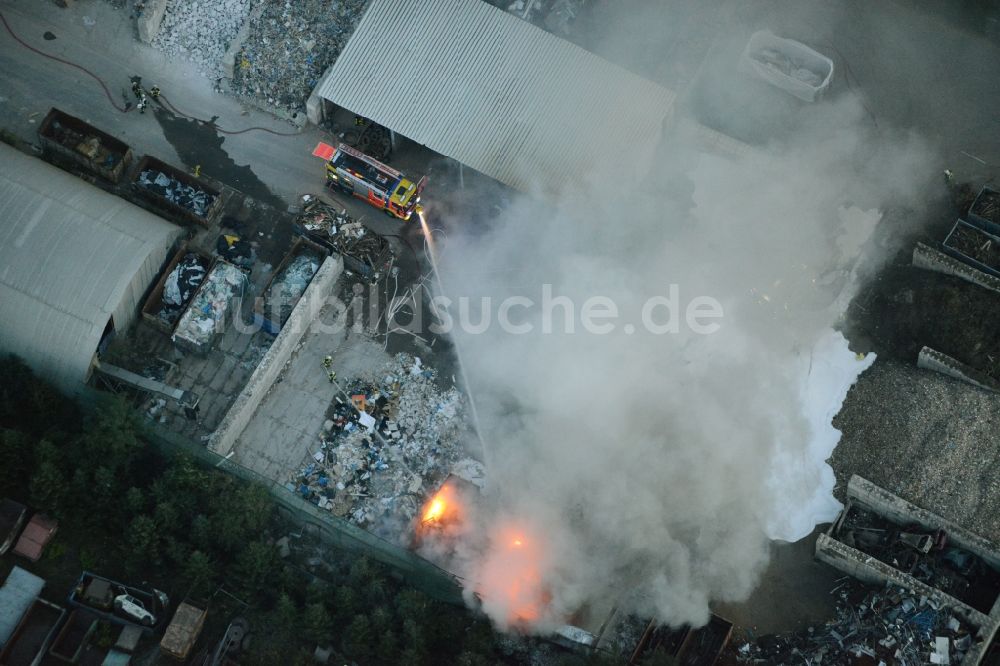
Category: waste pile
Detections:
[
  {"x1": 137, "y1": 170, "x2": 216, "y2": 218},
  {"x1": 152, "y1": 0, "x2": 254, "y2": 79},
  {"x1": 970, "y1": 188, "x2": 1000, "y2": 227},
  {"x1": 736, "y1": 581, "x2": 979, "y2": 665},
  {"x1": 288, "y1": 353, "x2": 474, "y2": 536},
  {"x1": 47, "y1": 119, "x2": 121, "y2": 168},
  {"x1": 500, "y1": 0, "x2": 587, "y2": 34},
  {"x1": 173, "y1": 261, "x2": 246, "y2": 349},
  {"x1": 231, "y1": 0, "x2": 366, "y2": 113},
  {"x1": 296, "y1": 196, "x2": 392, "y2": 282},
  {"x1": 837, "y1": 507, "x2": 1000, "y2": 613},
  {"x1": 157, "y1": 253, "x2": 209, "y2": 326},
  {"x1": 262, "y1": 252, "x2": 321, "y2": 326},
  {"x1": 751, "y1": 47, "x2": 824, "y2": 86}
]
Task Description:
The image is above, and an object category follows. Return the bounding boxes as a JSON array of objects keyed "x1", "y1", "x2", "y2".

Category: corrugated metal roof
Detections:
[
  {"x1": 317, "y1": 0, "x2": 676, "y2": 195},
  {"x1": 0, "y1": 566, "x2": 44, "y2": 647},
  {"x1": 0, "y1": 144, "x2": 181, "y2": 394}
]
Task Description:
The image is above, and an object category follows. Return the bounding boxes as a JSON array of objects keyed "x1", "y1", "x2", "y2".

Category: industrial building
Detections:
[
  {"x1": 0, "y1": 142, "x2": 182, "y2": 396},
  {"x1": 314, "y1": 0, "x2": 676, "y2": 196}
]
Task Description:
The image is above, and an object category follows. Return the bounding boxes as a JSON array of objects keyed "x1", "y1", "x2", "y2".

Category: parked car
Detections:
[{"x1": 114, "y1": 594, "x2": 156, "y2": 626}]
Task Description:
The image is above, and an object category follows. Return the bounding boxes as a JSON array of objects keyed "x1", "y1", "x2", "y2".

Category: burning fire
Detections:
[
  {"x1": 476, "y1": 524, "x2": 550, "y2": 628},
  {"x1": 418, "y1": 479, "x2": 462, "y2": 530}
]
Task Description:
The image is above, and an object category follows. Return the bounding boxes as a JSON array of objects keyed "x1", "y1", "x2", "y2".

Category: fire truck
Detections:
[{"x1": 325, "y1": 143, "x2": 426, "y2": 221}]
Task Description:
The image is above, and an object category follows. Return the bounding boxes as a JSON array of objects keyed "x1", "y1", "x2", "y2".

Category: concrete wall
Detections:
[
  {"x1": 221, "y1": 2, "x2": 267, "y2": 79},
  {"x1": 209, "y1": 255, "x2": 343, "y2": 457},
  {"x1": 816, "y1": 534, "x2": 995, "y2": 665},
  {"x1": 913, "y1": 242, "x2": 1000, "y2": 295},
  {"x1": 847, "y1": 476, "x2": 1000, "y2": 571},
  {"x1": 818, "y1": 475, "x2": 1000, "y2": 665},
  {"x1": 137, "y1": 0, "x2": 168, "y2": 44},
  {"x1": 917, "y1": 347, "x2": 1000, "y2": 393}
]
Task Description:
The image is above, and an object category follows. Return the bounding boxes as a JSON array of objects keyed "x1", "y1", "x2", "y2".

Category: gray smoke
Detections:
[{"x1": 425, "y1": 14, "x2": 936, "y2": 632}]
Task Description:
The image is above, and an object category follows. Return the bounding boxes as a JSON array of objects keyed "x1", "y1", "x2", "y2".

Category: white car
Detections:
[{"x1": 114, "y1": 594, "x2": 156, "y2": 626}]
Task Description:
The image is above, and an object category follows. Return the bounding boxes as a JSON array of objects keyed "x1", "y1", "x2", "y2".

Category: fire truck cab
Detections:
[{"x1": 325, "y1": 143, "x2": 426, "y2": 221}]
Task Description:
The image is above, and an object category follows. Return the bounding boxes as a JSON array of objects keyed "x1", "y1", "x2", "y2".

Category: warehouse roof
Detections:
[
  {"x1": 316, "y1": 0, "x2": 676, "y2": 196},
  {"x1": 0, "y1": 144, "x2": 181, "y2": 394}
]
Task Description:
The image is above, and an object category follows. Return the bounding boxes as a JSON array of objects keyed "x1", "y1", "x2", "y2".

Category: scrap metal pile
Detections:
[
  {"x1": 47, "y1": 120, "x2": 121, "y2": 168},
  {"x1": 297, "y1": 196, "x2": 391, "y2": 281},
  {"x1": 157, "y1": 253, "x2": 209, "y2": 326},
  {"x1": 264, "y1": 253, "x2": 321, "y2": 325},
  {"x1": 289, "y1": 353, "x2": 476, "y2": 535},
  {"x1": 137, "y1": 170, "x2": 216, "y2": 218},
  {"x1": 231, "y1": 0, "x2": 366, "y2": 112},
  {"x1": 173, "y1": 261, "x2": 245, "y2": 347},
  {"x1": 737, "y1": 581, "x2": 978, "y2": 665},
  {"x1": 837, "y1": 508, "x2": 1000, "y2": 613}
]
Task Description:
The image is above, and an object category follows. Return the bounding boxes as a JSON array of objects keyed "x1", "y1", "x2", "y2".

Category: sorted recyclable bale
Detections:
[{"x1": 173, "y1": 260, "x2": 246, "y2": 353}]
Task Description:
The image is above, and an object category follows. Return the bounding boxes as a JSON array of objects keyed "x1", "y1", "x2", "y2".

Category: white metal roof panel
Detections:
[
  {"x1": 317, "y1": 0, "x2": 676, "y2": 195},
  {"x1": 0, "y1": 144, "x2": 181, "y2": 394},
  {"x1": 0, "y1": 566, "x2": 44, "y2": 647}
]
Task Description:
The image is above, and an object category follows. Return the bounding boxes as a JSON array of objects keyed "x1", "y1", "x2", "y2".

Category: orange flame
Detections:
[
  {"x1": 419, "y1": 480, "x2": 461, "y2": 529},
  {"x1": 476, "y1": 525, "x2": 550, "y2": 627}
]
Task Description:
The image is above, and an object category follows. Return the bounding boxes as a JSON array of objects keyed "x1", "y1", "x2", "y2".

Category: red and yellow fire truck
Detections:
[{"x1": 325, "y1": 143, "x2": 426, "y2": 221}]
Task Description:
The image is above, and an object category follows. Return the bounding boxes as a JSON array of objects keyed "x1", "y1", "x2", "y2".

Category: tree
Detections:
[
  {"x1": 301, "y1": 602, "x2": 333, "y2": 644},
  {"x1": 0, "y1": 429, "x2": 33, "y2": 494},
  {"x1": 271, "y1": 592, "x2": 298, "y2": 635},
  {"x1": 182, "y1": 550, "x2": 216, "y2": 589},
  {"x1": 125, "y1": 514, "x2": 159, "y2": 574},
  {"x1": 232, "y1": 541, "x2": 279, "y2": 600},
  {"x1": 343, "y1": 614, "x2": 372, "y2": 661},
  {"x1": 30, "y1": 441, "x2": 66, "y2": 514},
  {"x1": 375, "y1": 628, "x2": 399, "y2": 663}
]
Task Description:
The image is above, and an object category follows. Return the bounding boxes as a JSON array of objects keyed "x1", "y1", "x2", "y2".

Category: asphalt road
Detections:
[{"x1": 0, "y1": 0, "x2": 327, "y2": 205}]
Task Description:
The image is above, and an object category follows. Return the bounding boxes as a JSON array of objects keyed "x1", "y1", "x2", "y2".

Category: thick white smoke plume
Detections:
[{"x1": 425, "y1": 57, "x2": 934, "y2": 630}]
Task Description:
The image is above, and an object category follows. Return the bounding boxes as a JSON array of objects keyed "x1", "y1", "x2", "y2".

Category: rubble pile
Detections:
[
  {"x1": 231, "y1": 0, "x2": 366, "y2": 113},
  {"x1": 173, "y1": 261, "x2": 245, "y2": 347},
  {"x1": 152, "y1": 0, "x2": 254, "y2": 79},
  {"x1": 156, "y1": 253, "x2": 209, "y2": 326},
  {"x1": 737, "y1": 582, "x2": 979, "y2": 665},
  {"x1": 289, "y1": 353, "x2": 475, "y2": 534},
  {"x1": 837, "y1": 507, "x2": 1000, "y2": 612},
  {"x1": 264, "y1": 252, "x2": 321, "y2": 325},
  {"x1": 137, "y1": 170, "x2": 216, "y2": 218}
]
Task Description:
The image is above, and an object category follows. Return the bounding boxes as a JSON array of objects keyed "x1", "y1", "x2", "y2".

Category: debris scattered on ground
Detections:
[
  {"x1": 288, "y1": 353, "x2": 473, "y2": 536},
  {"x1": 137, "y1": 170, "x2": 216, "y2": 218},
  {"x1": 152, "y1": 0, "x2": 254, "y2": 79},
  {"x1": 296, "y1": 196, "x2": 393, "y2": 282},
  {"x1": 836, "y1": 506, "x2": 1000, "y2": 613},
  {"x1": 231, "y1": 0, "x2": 366, "y2": 113},
  {"x1": 736, "y1": 581, "x2": 979, "y2": 665},
  {"x1": 156, "y1": 253, "x2": 209, "y2": 326},
  {"x1": 173, "y1": 261, "x2": 246, "y2": 348}
]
